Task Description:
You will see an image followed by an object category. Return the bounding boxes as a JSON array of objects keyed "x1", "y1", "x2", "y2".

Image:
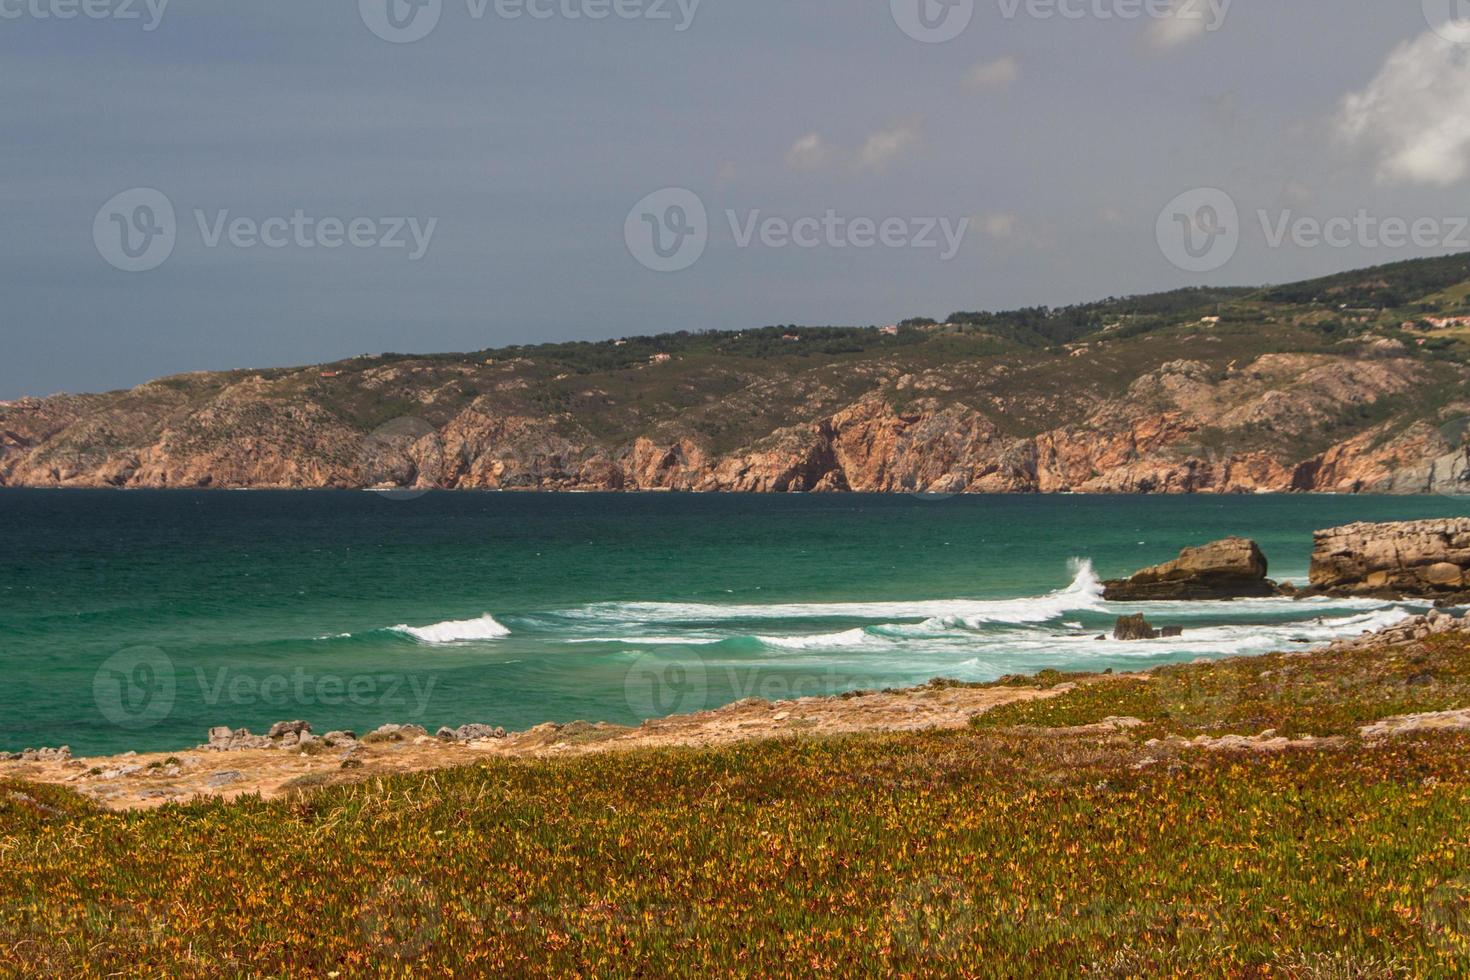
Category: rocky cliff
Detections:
[
  {"x1": 8, "y1": 256, "x2": 1470, "y2": 494},
  {"x1": 1310, "y1": 519, "x2": 1470, "y2": 601}
]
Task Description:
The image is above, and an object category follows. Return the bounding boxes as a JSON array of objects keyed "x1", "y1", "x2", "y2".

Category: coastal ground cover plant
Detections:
[{"x1": 0, "y1": 636, "x2": 1468, "y2": 975}]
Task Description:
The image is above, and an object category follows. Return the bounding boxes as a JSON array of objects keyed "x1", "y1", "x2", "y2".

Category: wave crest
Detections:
[{"x1": 390, "y1": 613, "x2": 511, "y2": 644}]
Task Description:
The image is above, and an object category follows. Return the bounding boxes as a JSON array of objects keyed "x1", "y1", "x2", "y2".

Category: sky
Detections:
[{"x1": 4, "y1": 0, "x2": 1470, "y2": 398}]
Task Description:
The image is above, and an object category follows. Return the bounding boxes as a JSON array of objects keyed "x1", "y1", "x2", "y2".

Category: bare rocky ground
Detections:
[{"x1": 0, "y1": 681, "x2": 1085, "y2": 811}]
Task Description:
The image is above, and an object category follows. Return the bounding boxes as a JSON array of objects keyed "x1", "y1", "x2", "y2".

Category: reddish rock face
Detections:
[
  {"x1": 1, "y1": 349, "x2": 1468, "y2": 495},
  {"x1": 1310, "y1": 520, "x2": 1470, "y2": 599}
]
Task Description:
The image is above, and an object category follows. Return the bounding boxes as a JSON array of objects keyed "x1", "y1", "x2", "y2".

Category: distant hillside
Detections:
[{"x1": 6, "y1": 254, "x2": 1470, "y2": 494}]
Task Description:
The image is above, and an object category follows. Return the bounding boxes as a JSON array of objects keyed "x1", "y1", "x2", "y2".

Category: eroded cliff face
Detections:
[
  {"x1": 3, "y1": 348, "x2": 1469, "y2": 494},
  {"x1": 1311, "y1": 519, "x2": 1470, "y2": 598}
]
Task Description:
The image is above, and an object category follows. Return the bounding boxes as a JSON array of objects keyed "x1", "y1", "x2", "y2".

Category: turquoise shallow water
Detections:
[{"x1": 3, "y1": 490, "x2": 1468, "y2": 755}]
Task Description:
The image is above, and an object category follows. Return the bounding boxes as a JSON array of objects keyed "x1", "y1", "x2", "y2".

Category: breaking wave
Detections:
[{"x1": 389, "y1": 613, "x2": 511, "y2": 644}]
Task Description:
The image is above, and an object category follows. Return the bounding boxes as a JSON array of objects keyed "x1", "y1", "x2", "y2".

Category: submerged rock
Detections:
[{"x1": 1103, "y1": 537, "x2": 1279, "y2": 601}]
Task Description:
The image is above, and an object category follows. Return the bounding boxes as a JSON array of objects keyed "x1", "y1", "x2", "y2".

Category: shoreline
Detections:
[
  {"x1": 6, "y1": 609, "x2": 1467, "y2": 811},
  {"x1": 0, "y1": 485, "x2": 1456, "y2": 496}
]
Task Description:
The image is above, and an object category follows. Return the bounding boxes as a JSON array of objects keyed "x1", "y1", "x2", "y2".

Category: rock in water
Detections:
[
  {"x1": 1114, "y1": 614, "x2": 1159, "y2": 641},
  {"x1": 1310, "y1": 519, "x2": 1470, "y2": 601},
  {"x1": 1102, "y1": 537, "x2": 1278, "y2": 600}
]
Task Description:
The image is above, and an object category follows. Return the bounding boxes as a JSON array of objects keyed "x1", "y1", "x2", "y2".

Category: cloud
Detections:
[
  {"x1": 785, "y1": 132, "x2": 833, "y2": 172},
  {"x1": 1336, "y1": 27, "x2": 1470, "y2": 187},
  {"x1": 1144, "y1": 0, "x2": 1216, "y2": 51},
  {"x1": 965, "y1": 56, "x2": 1019, "y2": 93},
  {"x1": 856, "y1": 116, "x2": 924, "y2": 173},
  {"x1": 983, "y1": 213, "x2": 1019, "y2": 239}
]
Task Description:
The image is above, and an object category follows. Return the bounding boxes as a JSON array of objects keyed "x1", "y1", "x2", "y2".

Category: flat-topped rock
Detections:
[
  {"x1": 1310, "y1": 519, "x2": 1470, "y2": 600},
  {"x1": 1103, "y1": 537, "x2": 1279, "y2": 601}
]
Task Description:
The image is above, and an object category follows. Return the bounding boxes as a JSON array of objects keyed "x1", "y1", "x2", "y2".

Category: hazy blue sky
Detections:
[{"x1": 4, "y1": 1, "x2": 1469, "y2": 397}]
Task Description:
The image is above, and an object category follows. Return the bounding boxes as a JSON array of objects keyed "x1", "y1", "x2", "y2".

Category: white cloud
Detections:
[
  {"x1": 1336, "y1": 27, "x2": 1470, "y2": 187},
  {"x1": 983, "y1": 213, "x2": 1019, "y2": 239},
  {"x1": 856, "y1": 116, "x2": 924, "y2": 173},
  {"x1": 785, "y1": 132, "x2": 832, "y2": 172},
  {"x1": 965, "y1": 56, "x2": 1018, "y2": 93},
  {"x1": 1144, "y1": 0, "x2": 1215, "y2": 51}
]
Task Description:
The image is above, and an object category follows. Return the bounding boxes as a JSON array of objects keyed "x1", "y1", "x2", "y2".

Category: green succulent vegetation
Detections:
[{"x1": 2, "y1": 633, "x2": 1469, "y2": 976}]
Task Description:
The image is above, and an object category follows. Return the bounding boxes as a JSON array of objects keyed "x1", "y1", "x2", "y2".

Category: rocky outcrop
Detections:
[
  {"x1": 1310, "y1": 519, "x2": 1470, "y2": 600},
  {"x1": 1112, "y1": 615, "x2": 1184, "y2": 640},
  {"x1": 1103, "y1": 538, "x2": 1279, "y2": 600}
]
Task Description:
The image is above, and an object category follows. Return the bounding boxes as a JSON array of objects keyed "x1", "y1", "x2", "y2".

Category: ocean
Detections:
[{"x1": 3, "y1": 490, "x2": 1467, "y2": 756}]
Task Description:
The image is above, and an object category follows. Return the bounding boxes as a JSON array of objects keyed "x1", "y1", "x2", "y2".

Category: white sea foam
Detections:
[
  {"x1": 756, "y1": 628, "x2": 878, "y2": 651},
  {"x1": 717, "y1": 606, "x2": 1421, "y2": 664},
  {"x1": 563, "y1": 636, "x2": 726, "y2": 646},
  {"x1": 556, "y1": 559, "x2": 1108, "y2": 626},
  {"x1": 390, "y1": 613, "x2": 511, "y2": 644}
]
